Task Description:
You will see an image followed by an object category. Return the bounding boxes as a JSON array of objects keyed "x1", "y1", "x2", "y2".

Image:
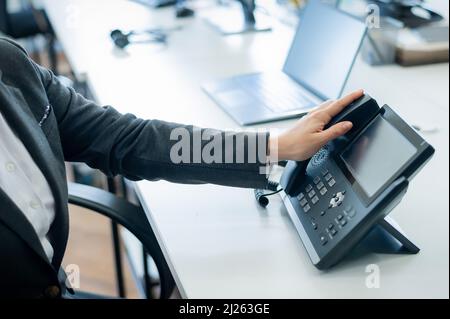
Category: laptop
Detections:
[{"x1": 202, "y1": 1, "x2": 367, "y2": 126}]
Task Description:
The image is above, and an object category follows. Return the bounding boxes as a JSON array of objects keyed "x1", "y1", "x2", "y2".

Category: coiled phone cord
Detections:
[
  {"x1": 254, "y1": 181, "x2": 282, "y2": 208},
  {"x1": 254, "y1": 160, "x2": 288, "y2": 208}
]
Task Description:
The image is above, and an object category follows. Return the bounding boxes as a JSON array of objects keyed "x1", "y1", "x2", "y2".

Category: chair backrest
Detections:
[
  {"x1": 67, "y1": 182, "x2": 176, "y2": 299},
  {"x1": 0, "y1": 0, "x2": 9, "y2": 34}
]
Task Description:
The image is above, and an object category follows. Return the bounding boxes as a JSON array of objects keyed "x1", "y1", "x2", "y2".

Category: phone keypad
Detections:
[
  {"x1": 293, "y1": 169, "x2": 359, "y2": 245},
  {"x1": 296, "y1": 170, "x2": 335, "y2": 213}
]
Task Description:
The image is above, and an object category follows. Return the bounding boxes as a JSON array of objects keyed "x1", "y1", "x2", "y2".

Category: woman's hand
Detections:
[{"x1": 269, "y1": 89, "x2": 364, "y2": 162}]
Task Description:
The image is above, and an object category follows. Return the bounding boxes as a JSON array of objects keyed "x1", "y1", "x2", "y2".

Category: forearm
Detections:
[
  {"x1": 118, "y1": 122, "x2": 271, "y2": 189},
  {"x1": 74, "y1": 111, "x2": 271, "y2": 189},
  {"x1": 33, "y1": 61, "x2": 269, "y2": 189}
]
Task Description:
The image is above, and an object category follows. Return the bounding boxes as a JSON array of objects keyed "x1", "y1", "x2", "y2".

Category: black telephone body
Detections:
[{"x1": 280, "y1": 94, "x2": 434, "y2": 269}]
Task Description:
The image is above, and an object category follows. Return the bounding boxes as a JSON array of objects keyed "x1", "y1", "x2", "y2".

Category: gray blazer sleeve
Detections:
[{"x1": 31, "y1": 58, "x2": 270, "y2": 189}]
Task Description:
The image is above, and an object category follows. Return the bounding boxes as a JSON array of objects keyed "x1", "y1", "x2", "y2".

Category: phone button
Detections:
[
  {"x1": 313, "y1": 176, "x2": 321, "y2": 184},
  {"x1": 329, "y1": 192, "x2": 345, "y2": 208},
  {"x1": 311, "y1": 196, "x2": 319, "y2": 205},
  {"x1": 347, "y1": 209, "x2": 356, "y2": 218},
  {"x1": 317, "y1": 181, "x2": 325, "y2": 190},
  {"x1": 328, "y1": 179, "x2": 336, "y2": 187},
  {"x1": 303, "y1": 204, "x2": 311, "y2": 213},
  {"x1": 305, "y1": 184, "x2": 313, "y2": 192},
  {"x1": 320, "y1": 234, "x2": 328, "y2": 246},
  {"x1": 299, "y1": 198, "x2": 308, "y2": 207},
  {"x1": 344, "y1": 205, "x2": 356, "y2": 218},
  {"x1": 297, "y1": 192, "x2": 305, "y2": 200},
  {"x1": 320, "y1": 187, "x2": 328, "y2": 196},
  {"x1": 330, "y1": 228, "x2": 338, "y2": 237}
]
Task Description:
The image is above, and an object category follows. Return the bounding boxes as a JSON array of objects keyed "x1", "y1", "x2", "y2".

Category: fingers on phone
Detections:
[
  {"x1": 327, "y1": 89, "x2": 364, "y2": 117},
  {"x1": 318, "y1": 99, "x2": 335, "y2": 110},
  {"x1": 308, "y1": 99, "x2": 335, "y2": 116},
  {"x1": 321, "y1": 121, "x2": 353, "y2": 141}
]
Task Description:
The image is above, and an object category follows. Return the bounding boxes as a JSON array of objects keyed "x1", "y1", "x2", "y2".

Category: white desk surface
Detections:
[{"x1": 43, "y1": 0, "x2": 449, "y2": 298}]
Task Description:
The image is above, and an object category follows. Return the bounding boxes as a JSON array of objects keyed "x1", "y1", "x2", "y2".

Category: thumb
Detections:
[{"x1": 320, "y1": 121, "x2": 353, "y2": 143}]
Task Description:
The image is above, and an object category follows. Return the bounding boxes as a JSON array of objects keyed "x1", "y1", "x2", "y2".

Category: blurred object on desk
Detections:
[
  {"x1": 396, "y1": 24, "x2": 449, "y2": 66},
  {"x1": 361, "y1": 16, "x2": 404, "y2": 65},
  {"x1": 367, "y1": 0, "x2": 444, "y2": 28},
  {"x1": 338, "y1": 0, "x2": 449, "y2": 66},
  {"x1": 131, "y1": 0, "x2": 178, "y2": 8},
  {"x1": 202, "y1": 0, "x2": 272, "y2": 35}
]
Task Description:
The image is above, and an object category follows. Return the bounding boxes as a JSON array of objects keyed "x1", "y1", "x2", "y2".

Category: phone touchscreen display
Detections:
[{"x1": 341, "y1": 115, "x2": 417, "y2": 198}]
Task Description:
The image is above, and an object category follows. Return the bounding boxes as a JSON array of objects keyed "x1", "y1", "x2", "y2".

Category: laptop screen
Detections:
[{"x1": 283, "y1": 1, "x2": 367, "y2": 100}]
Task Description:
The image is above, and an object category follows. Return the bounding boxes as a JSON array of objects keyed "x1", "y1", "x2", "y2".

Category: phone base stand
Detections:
[{"x1": 359, "y1": 216, "x2": 420, "y2": 254}]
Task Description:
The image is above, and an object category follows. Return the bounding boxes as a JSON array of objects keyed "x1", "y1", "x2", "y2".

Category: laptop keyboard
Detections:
[{"x1": 235, "y1": 75, "x2": 315, "y2": 113}]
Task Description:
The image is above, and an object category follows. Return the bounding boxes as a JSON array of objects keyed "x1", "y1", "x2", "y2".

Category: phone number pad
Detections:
[{"x1": 297, "y1": 169, "x2": 336, "y2": 213}]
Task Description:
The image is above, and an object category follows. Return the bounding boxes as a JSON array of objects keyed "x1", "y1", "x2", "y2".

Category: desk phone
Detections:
[{"x1": 280, "y1": 95, "x2": 435, "y2": 269}]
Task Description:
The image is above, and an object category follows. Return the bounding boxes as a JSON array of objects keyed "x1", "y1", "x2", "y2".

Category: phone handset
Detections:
[{"x1": 280, "y1": 95, "x2": 380, "y2": 196}]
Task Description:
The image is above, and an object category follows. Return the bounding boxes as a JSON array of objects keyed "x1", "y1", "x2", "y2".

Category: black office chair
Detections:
[
  {"x1": 67, "y1": 182, "x2": 175, "y2": 299},
  {"x1": 0, "y1": 0, "x2": 57, "y2": 73}
]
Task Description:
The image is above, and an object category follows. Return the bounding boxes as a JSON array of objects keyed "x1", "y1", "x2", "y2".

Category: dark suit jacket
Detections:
[{"x1": 0, "y1": 37, "x2": 269, "y2": 298}]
